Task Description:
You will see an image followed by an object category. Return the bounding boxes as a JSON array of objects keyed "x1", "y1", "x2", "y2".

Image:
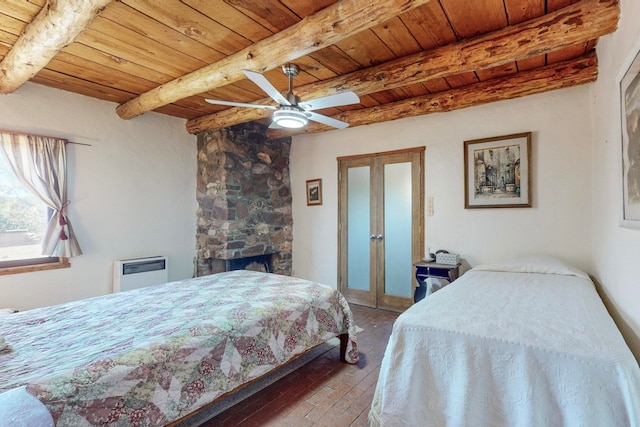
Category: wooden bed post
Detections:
[{"x1": 339, "y1": 334, "x2": 349, "y2": 362}]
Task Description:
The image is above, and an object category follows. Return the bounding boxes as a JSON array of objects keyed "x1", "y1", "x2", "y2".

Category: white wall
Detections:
[
  {"x1": 0, "y1": 83, "x2": 197, "y2": 310},
  {"x1": 291, "y1": 85, "x2": 593, "y2": 289},
  {"x1": 590, "y1": 0, "x2": 640, "y2": 357}
]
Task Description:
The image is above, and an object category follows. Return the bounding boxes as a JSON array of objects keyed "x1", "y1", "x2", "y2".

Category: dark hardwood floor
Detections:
[{"x1": 200, "y1": 304, "x2": 399, "y2": 427}]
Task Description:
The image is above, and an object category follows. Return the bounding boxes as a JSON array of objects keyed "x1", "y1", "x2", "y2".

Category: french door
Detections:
[{"x1": 338, "y1": 147, "x2": 424, "y2": 312}]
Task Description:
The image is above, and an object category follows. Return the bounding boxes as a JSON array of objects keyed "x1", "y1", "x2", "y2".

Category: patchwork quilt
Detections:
[{"x1": 0, "y1": 270, "x2": 358, "y2": 426}]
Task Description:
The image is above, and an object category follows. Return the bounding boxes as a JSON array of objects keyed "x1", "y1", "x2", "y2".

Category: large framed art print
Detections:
[
  {"x1": 620, "y1": 46, "x2": 640, "y2": 226},
  {"x1": 464, "y1": 132, "x2": 532, "y2": 209}
]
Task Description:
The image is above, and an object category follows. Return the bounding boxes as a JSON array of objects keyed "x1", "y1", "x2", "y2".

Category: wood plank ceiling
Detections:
[{"x1": 0, "y1": 0, "x2": 620, "y2": 136}]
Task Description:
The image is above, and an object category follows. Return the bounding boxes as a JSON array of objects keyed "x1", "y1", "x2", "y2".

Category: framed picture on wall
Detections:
[
  {"x1": 306, "y1": 178, "x2": 322, "y2": 206},
  {"x1": 620, "y1": 46, "x2": 640, "y2": 226},
  {"x1": 464, "y1": 132, "x2": 532, "y2": 209}
]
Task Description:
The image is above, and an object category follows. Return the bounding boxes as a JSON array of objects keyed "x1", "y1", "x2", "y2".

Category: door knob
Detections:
[
  {"x1": 370, "y1": 234, "x2": 376, "y2": 240},
  {"x1": 376, "y1": 235, "x2": 384, "y2": 240}
]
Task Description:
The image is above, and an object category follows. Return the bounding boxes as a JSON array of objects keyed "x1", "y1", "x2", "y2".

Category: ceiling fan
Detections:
[{"x1": 205, "y1": 64, "x2": 360, "y2": 130}]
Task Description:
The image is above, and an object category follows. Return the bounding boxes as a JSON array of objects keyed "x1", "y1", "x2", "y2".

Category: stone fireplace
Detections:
[{"x1": 195, "y1": 122, "x2": 293, "y2": 276}]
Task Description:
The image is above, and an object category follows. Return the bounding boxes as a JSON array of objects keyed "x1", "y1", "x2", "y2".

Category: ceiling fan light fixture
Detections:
[
  {"x1": 272, "y1": 107, "x2": 308, "y2": 129},
  {"x1": 206, "y1": 65, "x2": 356, "y2": 130}
]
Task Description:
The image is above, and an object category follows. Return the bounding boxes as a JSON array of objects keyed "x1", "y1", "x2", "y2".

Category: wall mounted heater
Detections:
[{"x1": 113, "y1": 256, "x2": 168, "y2": 292}]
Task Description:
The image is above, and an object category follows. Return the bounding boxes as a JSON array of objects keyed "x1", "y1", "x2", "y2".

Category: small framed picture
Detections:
[
  {"x1": 464, "y1": 132, "x2": 532, "y2": 209},
  {"x1": 306, "y1": 178, "x2": 322, "y2": 206}
]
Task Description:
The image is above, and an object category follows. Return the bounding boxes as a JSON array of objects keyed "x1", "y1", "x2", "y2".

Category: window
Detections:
[
  {"x1": 0, "y1": 154, "x2": 49, "y2": 258},
  {"x1": 0, "y1": 136, "x2": 73, "y2": 275}
]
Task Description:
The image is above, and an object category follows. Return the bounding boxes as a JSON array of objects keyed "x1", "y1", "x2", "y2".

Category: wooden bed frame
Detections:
[{"x1": 170, "y1": 334, "x2": 349, "y2": 426}]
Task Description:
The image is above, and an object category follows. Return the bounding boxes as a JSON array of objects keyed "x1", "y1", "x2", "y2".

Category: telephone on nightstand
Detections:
[{"x1": 423, "y1": 249, "x2": 438, "y2": 262}]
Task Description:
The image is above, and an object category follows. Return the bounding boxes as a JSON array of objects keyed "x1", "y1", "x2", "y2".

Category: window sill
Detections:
[{"x1": 0, "y1": 257, "x2": 70, "y2": 276}]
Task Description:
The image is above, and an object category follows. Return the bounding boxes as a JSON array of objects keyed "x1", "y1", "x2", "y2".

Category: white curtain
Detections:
[{"x1": 0, "y1": 132, "x2": 82, "y2": 257}]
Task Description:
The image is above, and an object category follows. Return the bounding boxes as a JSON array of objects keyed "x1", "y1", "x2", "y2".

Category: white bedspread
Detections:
[{"x1": 370, "y1": 266, "x2": 640, "y2": 426}]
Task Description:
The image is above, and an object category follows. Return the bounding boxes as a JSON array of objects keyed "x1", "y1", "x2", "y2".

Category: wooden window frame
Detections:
[{"x1": 0, "y1": 257, "x2": 69, "y2": 276}]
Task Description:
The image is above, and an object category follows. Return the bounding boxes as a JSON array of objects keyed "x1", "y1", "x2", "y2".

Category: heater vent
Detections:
[{"x1": 113, "y1": 256, "x2": 168, "y2": 292}]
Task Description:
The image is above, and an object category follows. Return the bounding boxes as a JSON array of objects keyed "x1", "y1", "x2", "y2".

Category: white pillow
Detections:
[{"x1": 472, "y1": 254, "x2": 590, "y2": 279}]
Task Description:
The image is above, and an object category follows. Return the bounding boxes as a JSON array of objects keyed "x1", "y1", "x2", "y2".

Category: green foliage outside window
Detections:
[{"x1": 0, "y1": 158, "x2": 47, "y2": 234}]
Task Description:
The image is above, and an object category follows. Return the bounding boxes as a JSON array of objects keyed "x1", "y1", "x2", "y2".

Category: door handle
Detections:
[
  {"x1": 376, "y1": 235, "x2": 384, "y2": 240},
  {"x1": 370, "y1": 234, "x2": 376, "y2": 240}
]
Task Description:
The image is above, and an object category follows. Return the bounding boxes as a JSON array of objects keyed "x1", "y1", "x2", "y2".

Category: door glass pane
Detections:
[
  {"x1": 383, "y1": 162, "x2": 412, "y2": 297},
  {"x1": 347, "y1": 166, "x2": 370, "y2": 291}
]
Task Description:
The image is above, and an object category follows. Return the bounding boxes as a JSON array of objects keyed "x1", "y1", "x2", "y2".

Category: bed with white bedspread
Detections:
[{"x1": 369, "y1": 255, "x2": 640, "y2": 427}]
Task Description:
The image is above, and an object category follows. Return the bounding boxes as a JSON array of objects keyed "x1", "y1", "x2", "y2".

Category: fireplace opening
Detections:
[{"x1": 225, "y1": 253, "x2": 273, "y2": 273}]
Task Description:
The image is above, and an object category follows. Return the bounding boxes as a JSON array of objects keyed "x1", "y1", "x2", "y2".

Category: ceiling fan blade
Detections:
[
  {"x1": 307, "y1": 111, "x2": 350, "y2": 129},
  {"x1": 243, "y1": 70, "x2": 291, "y2": 106},
  {"x1": 299, "y1": 91, "x2": 360, "y2": 111},
  {"x1": 205, "y1": 99, "x2": 276, "y2": 109}
]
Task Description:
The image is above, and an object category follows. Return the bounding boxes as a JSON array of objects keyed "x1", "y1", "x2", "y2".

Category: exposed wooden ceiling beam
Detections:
[
  {"x1": 267, "y1": 52, "x2": 598, "y2": 138},
  {"x1": 115, "y1": 0, "x2": 433, "y2": 120},
  {"x1": 0, "y1": 0, "x2": 113, "y2": 94},
  {"x1": 186, "y1": 0, "x2": 618, "y2": 134}
]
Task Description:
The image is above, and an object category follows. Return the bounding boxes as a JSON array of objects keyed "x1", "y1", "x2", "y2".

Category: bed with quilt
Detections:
[
  {"x1": 369, "y1": 255, "x2": 640, "y2": 427},
  {"x1": 0, "y1": 270, "x2": 358, "y2": 426}
]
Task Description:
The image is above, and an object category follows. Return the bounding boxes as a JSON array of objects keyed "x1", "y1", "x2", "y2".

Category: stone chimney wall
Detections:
[{"x1": 196, "y1": 123, "x2": 293, "y2": 276}]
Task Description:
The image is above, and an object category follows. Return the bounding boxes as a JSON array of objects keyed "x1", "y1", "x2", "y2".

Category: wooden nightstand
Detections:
[{"x1": 413, "y1": 261, "x2": 461, "y2": 303}]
